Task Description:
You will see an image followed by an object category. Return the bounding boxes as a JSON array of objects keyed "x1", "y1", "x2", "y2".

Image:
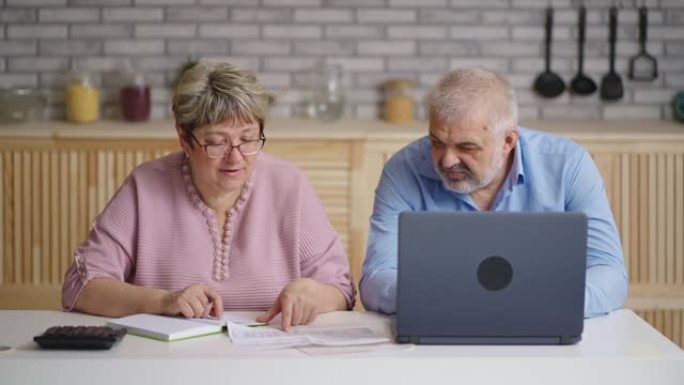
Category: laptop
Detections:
[{"x1": 396, "y1": 211, "x2": 587, "y2": 345}]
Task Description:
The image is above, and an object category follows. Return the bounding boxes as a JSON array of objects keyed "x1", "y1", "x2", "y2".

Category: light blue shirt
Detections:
[{"x1": 360, "y1": 127, "x2": 628, "y2": 318}]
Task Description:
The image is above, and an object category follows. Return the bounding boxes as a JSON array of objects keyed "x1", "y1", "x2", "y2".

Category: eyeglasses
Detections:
[{"x1": 189, "y1": 133, "x2": 266, "y2": 158}]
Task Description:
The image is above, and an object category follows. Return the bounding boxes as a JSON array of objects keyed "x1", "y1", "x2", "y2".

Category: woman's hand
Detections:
[
  {"x1": 160, "y1": 284, "x2": 223, "y2": 319},
  {"x1": 256, "y1": 278, "x2": 346, "y2": 331}
]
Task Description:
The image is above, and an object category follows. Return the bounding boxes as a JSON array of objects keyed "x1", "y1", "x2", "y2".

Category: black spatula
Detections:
[
  {"x1": 534, "y1": 7, "x2": 565, "y2": 98},
  {"x1": 600, "y1": 6, "x2": 623, "y2": 101},
  {"x1": 629, "y1": 5, "x2": 658, "y2": 81}
]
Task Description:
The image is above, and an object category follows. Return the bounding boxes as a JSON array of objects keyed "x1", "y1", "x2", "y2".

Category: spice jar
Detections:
[
  {"x1": 383, "y1": 79, "x2": 414, "y2": 124},
  {"x1": 66, "y1": 72, "x2": 99, "y2": 124},
  {"x1": 120, "y1": 67, "x2": 151, "y2": 122}
]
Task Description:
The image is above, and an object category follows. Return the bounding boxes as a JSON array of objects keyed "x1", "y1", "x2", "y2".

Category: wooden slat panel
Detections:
[
  {"x1": 49, "y1": 152, "x2": 59, "y2": 284},
  {"x1": 665, "y1": 154, "x2": 675, "y2": 285},
  {"x1": 676, "y1": 154, "x2": 684, "y2": 285},
  {"x1": 59, "y1": 153, "x2": 69, "y2": 279},
  {"x1": 31, "y1": 151, "x2": 41, "y2": 284},
  {"x1": 41, "y1": 152, "x2": 50, "y2": 284},
  {"x1": 13, "y1": 152, "x2": 22, "y2": 284},
  {"x1": 0, "y1": 154, "x2": 4, "y2": 284}
]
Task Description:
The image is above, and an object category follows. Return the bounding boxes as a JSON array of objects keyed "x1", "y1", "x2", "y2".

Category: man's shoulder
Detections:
[
  {"x1": 519, "y1": 127, "x2": 586, "y2": 157},
  {"x1": 386, "y1": 135, "x2": 429, "y2": 167}
]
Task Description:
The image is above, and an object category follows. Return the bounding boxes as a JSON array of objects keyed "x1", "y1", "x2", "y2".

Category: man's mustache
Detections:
[{"x1": 440, "y1": 164, "x2": 472, "y2": 176}]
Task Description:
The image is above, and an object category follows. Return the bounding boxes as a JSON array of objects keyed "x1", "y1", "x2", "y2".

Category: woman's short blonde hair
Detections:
[{"x1": 172, "y1": 62, "x2": 268, "y2": 142}]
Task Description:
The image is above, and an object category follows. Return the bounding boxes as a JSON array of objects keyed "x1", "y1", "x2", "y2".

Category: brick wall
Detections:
[{"x1": 0, "y1": 0, "x2": 682, "y2": 121}]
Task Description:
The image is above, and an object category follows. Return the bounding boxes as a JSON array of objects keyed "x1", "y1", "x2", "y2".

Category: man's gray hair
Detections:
[
  {"x1": 172, "y1": 62, "x2": 268, "y2": 142},
  {"x1": 427, "y1": 67, "x2": 518, "y2": 136}
]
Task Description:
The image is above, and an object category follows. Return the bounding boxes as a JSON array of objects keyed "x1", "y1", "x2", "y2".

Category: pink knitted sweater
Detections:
[{"x1": 62, "y1": 152, "x2": 354, "y2": 310}]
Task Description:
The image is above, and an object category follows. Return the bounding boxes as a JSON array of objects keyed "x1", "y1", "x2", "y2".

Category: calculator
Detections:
[{"x1": 33, "y1": 326, "x2": 127, "y2": 350}]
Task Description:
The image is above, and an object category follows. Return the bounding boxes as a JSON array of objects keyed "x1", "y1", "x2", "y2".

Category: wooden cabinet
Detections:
[{"x1": 1, "y1": 119, "x2": 683, "y2": 347}]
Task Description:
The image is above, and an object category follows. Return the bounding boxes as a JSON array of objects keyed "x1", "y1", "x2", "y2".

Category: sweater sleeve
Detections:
[
  {"x1": 61, "y1": 176, "x2": 139, "y2": 311},
  {"x1": 297, "y1": 175, "x2": 356, "y2": 308}
]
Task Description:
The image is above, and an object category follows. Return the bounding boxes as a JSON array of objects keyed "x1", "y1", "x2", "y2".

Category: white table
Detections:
[{"x1": 1, "y1": 309, "x2": 682, "y2": 385}]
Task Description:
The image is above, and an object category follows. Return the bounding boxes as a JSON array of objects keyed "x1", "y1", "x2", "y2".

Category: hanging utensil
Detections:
[
  {"x1": 534, "y1": 7, "x2": 565, "y2": 98},
  {"x1": 628, "y1": 4, "x2": 658, "y2": 81},
  {"x1": 600, "y1": 6, "x2": 623, "y2": 101},
  {"x1": 570, "y1": 5, "x2": 597, "y2": 95}
]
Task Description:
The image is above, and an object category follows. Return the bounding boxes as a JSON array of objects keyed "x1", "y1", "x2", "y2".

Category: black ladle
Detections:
[
  {"x1": 534, "y1": 7, "x2": 565, "y2": 98},
  {"x1": 570, "y1": 5, "x2": 596, "y2": 95},
  {"x1": 600, "y1": 6, "x2": 624, "y2": 101}
]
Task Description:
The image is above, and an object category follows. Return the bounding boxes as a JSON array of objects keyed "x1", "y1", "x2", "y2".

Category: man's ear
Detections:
[{"x1": 503, "y1": 129, "x2": 518, "y2": 153}]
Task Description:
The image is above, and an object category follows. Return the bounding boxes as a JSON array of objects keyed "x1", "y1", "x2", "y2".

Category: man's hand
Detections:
[
  {"x1": 160, "y1": 284, "x2": 223, "y2": 319},
  {"x1": 256, "y1": 278, "x2": 330, "y2": 331}
]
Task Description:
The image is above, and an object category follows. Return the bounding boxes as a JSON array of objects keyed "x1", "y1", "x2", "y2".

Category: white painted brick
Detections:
[
  {"x1": 642, "y1": 26, "x2": 684, "y2": 40},
  {"x1": 0, "y1": 60, "x2": 6, "y2": 72},
  {"x1": 512, "y1": 0, "x2": 570, "y2": 8},
  {"x1": 70, "y1": 24, "x2": 133, "y2": 39},
  {"x1": 151, "y1": 104, "x2": 171, "y2": 119},
  {"x1": 325, "y1": 0, "x2": 384, "y2": 6},
  {"x1": 268, "y1": 104, "x2": 293, "y2": 119},
  {"x1": 78, "y1": 57, "x2": 128, "y2": 72},
  {"x1": 357, "y1": 9, "x2": 416, "y2": 24},
  {"x1": 262, "y1": 0, "x2": 320, "y2": 6},
  {"x1": 554, "y1": 9, "x2": 602, "y2": 25},
  {"x1": 664, "y1": 74, "x2": 684, "y2": 88},
  {"x1": 231, "y1": 9, "x2": 292, "y2": 22},
  {"x1": 136, "y1": 24, "x2": 196, "y2": 38},
  {"x1": 634, "y1": 89, "x2": 680, "y2": 104},
  {"x1": 389, "y1": 0, "x2": 446, "y2": 6},
  {"x1": 294, "y1": 41, "x2": 355, "y2": 56},
  {"x1": 662, "y1": 0, "x2": 684, "y2": 7},
  {"x1": 6, "y1": 0, "x2": 65, "y2": 5},
  {"x1": 656, "y1": 57, "x2": 684, "y2": 72},
  {"x1": 40, "y1": 40, "x2": 101, "y2": 55},
  {"x1": 517, "y1": 89, "x2": 571, "y2": 105},
  {"x1": 358, "y1": 41, "x2": 416, "y2": 56},
  {"x1": 451, "y1": 26, "x2": 509, "y2": 41},
  {"x1": 39, "y1": 8, "x2": 99, "y2": 23},
  {"x1": 150, "y1": 87, "x2": 170, "y2": 103},
  {"x1": 103, "y1": 8, "x2": 163, "y2": 22},
  {"x1": 325, "y1": 25, "x2": 384, "y2": 39},
  {"x1": 388, "y1": 26, "x2": 447, "y2": 40},
  {"x1": 203, "y1": 56, "x2": 260, "y2": 72},
  {"x1": 666, "y1": 42, "x2": 684, "y2": 55},
  {"x1": 263, "y1": 25, "x2": 322, "y2": 40},
  {"x1": 37, "y1": 73, "x2": 69, "y2": 89},
  {"x1": 418, "y1": 73, "x2": 440, "y2": 87},
  {"x1": 0, "y1": 41, "x2": 37, "y2": 55},
  {"x1": 71, "y1": 0, "x2": 131, "y2": 5},
  {"x1": 418, "y1": 9, "x2": 481, "y2": 24},
  {"x1": 346, "y1": 89, "x2": 381, "y2": 103},
  {"x1": 419, "y1": 41, "x2": 478, "y2": 56},
  {"x1": 136, "y1": 0, "x2": 194, "y2": 4},
  {"x1": 483, "y1": 10, "x2": 542, "y2": 24},
  {"x1": 356, "y1": 104, "x2": 380, "y2": 120},
  {"x1": 256, "y1": 72, "x2": 291, "y2": 88},
  {"x1": 0, "y1": 9, "x2": 36, "y2": 23},
  {"x1": 167, "y1": 40, "x2": 228, "y2": 55},
  {"x1": 232, "y1": 40, "x2": 291, "y2": 55},
  {"x1": 264, "y1": 57, "x2": 318, "y2": 72},
  {"x1": 666, "y1": 10, "x2": 684, "y2": 24},
  {"x1": 541, "y1": 106, "x2": 601, "y2": 120},
  {"x1": 511, "y1": 57, "x2": 572, "y2": 73},
  {"x1": 8, "y1": 25, "x2": 68, "y2": 39},
  {"x1": 167, "y1": 7, "x2": 228, "y2": 22},
  {"x1": 450, "y1": 0, "x2": 509, "y2": 7},
  {"x1": 0, "y1": 74, "x2": 38, "y2": 87},
  {"x1": 511, "y1": 26, "x2": 571, "y2": 41},
  {"x1": 481, "y1": 42, "x2": 539, "y2": 57},
  {"x1": 105, "y1": 40, "x2": 164, "y2": 55},
  {"x1": 518, "y1": 106, "x2": 540, "y2": 121},
  {"x1": 8, "y1": 57, "x2": 69, "y2": 72},
  {"x1": 199, "y1": 24, "x2": 259, "y2": 38},
  {"x1": 198, "y1": 0, "x2": 255, "y2": 4},
  {"x1": 448, "y1": 58, "x2": 509, "y2": 73},
  {"x1": 294, "y1": 9, "x2": 352, "y2": 23},
  {"x1": 603, "y1": 105, "x2": 661, "y2": 120},
  {"x1": 133, "y1": 56, "x2": 184, "y2": 71},
  {"x1": 388, "y1": 57, "x2": 447, "y2": 72},
  {"x1": 325, "y1": 57, "x2": 384, "y2": 72}
]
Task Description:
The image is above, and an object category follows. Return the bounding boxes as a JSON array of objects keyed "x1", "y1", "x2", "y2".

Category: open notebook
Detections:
[{"x1": 107, "y1": 313, "x2": 265, "y2": 342}]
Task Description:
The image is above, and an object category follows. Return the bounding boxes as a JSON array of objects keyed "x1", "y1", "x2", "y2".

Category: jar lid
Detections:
[{"x1": 385, "y1": 79, "x2": 414, "y2": 90}]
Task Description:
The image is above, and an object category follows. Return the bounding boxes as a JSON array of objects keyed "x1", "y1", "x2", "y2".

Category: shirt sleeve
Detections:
[
  {"x1": 565, "y1": 149, "x2": 628, "y2": 318},
  {"x1": 360, "y1": 166, "x2": 413, "y2": 314},
  {"x1": 61, "y1": 177, "x2": 138, "y2": 311},
  {"x1": 297, "y1": 176, "x2": 356, "y2": 308}
]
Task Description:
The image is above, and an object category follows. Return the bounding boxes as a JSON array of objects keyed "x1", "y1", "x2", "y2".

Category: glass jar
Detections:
[
  {"x1": 66, "y1": 73, "x2": 99, "y2": 124},
  {"x1": 383, "y1": 79, "x2": 414, "y2": 124},
  {"x1": 120, "y1": 71, "x2": 151, "y2": 122},
  {"x1": 314, "y1": 65, "x2": 345, "y2": 121}
]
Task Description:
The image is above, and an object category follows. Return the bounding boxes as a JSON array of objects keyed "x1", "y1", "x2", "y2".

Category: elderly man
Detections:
[{"x1": 360, "y1": 68, "x2": 627, "y2": 318}]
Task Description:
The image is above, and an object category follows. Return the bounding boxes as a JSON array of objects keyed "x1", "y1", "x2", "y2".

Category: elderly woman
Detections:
[{"x1": 62, "y1": 62, "x2": 354, "y2": 330}]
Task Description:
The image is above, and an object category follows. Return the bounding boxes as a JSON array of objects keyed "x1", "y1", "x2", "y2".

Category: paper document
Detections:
[{"x1": 226, "y1": 321, "x2": 389, "y2": 348}]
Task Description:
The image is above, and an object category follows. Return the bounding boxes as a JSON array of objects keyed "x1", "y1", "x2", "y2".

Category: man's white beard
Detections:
[{"x1": 438, "y1": 149, "x2": 505, "y2": 194}]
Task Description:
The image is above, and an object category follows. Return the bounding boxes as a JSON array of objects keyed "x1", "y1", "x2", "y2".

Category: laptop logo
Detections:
[{"x1": 477, "y1": 256, "x2": 513, "y2": 291}]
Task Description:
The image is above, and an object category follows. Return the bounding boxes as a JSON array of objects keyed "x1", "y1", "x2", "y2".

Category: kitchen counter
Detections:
[{"x1": 0, "y1": 119, "x2": 682, "y2": 141}]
